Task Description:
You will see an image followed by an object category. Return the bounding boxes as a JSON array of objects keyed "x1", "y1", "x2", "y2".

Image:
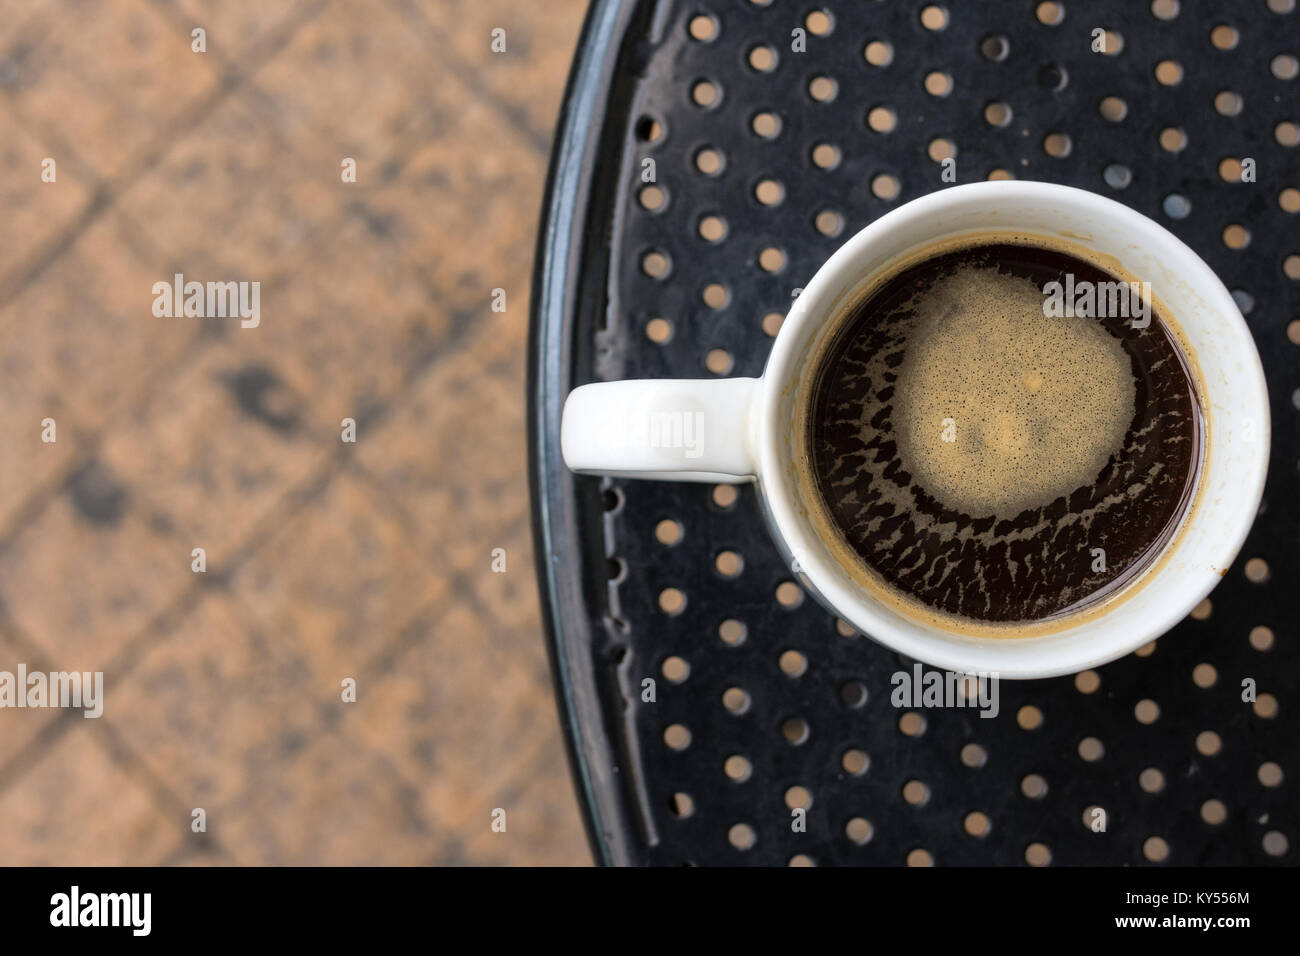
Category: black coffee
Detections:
[{"x1": 808, "y1": 242, "x2": 1200, "y2": 624}]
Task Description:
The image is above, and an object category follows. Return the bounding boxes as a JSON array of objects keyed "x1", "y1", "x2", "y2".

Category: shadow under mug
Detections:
[{"x1": 561, "y1": 181, "x2": 1270, "y2": 679}]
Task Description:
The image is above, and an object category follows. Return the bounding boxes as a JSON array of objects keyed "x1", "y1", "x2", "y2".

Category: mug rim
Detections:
[{"x1": 753, "y1": 181, "x2": 1270, "y2": 678}]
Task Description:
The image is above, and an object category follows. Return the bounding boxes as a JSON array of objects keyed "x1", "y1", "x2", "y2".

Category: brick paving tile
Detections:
[
  {"x1": 398, "y1": 0, "x2": 588, "y2": 144},
  {"x1": 0, "y1": 470, "x2": 191, "y2": 673},
  {"x1": 355, "y1": 317, "x2": 531, "y2": 576},
  {"x1": 0, "y1": 724, "x2": 182, "y2": 865},
  {"x1": 452, "y1": 745, "x2": 592, "y2": 866},
  {"x1": 99, "y1": 342, "x2": 332, "y2": 571},
  {"x1": 345, "y1": 601, "x2": 569, "y2": 838},
  {"x1": 0, "y1": 211, "x2": 200, "y2": 433},
  {"x1": 232, "y1": 212, "x2": 456, "y2": 427},
  {"x1": 217, "y1": 724, "x2": 437, "y2": 865},
  {"x1": 1, "y1": 0, "x2": 221, "y2": 180},
  {"x1": 362, "y1": 92, "x2": 547, "y2": 318},
  {"x1": 115, "y1": 88, "x2": 335, "y2": 285},
  {"x1": 106, "y1": 590, "x2": 319, "y2": 818},
  {"x1": 230, "y1": 469, "x2": 448, "y2": 690},
  {"x1": 251, "y1": 0, "x2": 433, "y2": 170}
]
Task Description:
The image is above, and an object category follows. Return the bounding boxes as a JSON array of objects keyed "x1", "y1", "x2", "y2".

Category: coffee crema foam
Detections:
[
  {"x1": 807, "y1": 242, "x2": 1200, "y2": 625},
  {"x1": 893, "y1": 265, "x2": 1135, "y2": 517}
]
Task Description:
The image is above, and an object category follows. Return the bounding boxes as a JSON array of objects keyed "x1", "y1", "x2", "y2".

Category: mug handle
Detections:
[{"x1": 561, "y1": 378, "x2": 760, "y2": 483}]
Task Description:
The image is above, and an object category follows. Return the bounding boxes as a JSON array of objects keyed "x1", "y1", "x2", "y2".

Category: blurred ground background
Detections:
[{"x1": 0, "y1": 0, "x2": 592, "y2": 864}]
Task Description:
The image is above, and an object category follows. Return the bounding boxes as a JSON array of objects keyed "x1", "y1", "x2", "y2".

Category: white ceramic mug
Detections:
[{"x1": 561, "y1": 181, "x2": 1270, "y2": 679}]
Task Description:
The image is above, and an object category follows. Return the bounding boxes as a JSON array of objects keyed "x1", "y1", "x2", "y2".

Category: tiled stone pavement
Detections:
[{"x1": 0, "y1": 0, "x2": 592, "y2": 865}]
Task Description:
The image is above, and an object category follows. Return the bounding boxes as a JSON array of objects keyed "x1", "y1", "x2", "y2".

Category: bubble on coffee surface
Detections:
[{"x1": 892, "y1": 264, "x2": 1135, "y2": 517}]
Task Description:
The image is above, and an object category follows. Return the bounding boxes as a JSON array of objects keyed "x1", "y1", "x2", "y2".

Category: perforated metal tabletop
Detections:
[{"x1": 530, "y1": 0, "x2": 1297, "y2": 866}]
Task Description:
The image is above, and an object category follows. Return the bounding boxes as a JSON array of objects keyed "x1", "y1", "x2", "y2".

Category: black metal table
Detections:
[{"x1": 530, "y1": 0, "x2": 1297, "y2": 866}]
